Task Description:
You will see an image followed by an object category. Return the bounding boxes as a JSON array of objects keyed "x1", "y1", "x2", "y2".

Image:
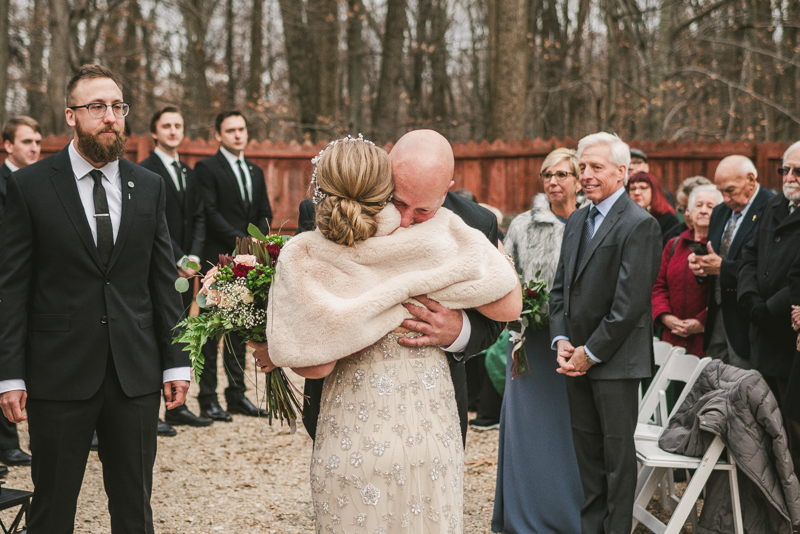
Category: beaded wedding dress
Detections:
[{"x1": 310, "y1": 332, "x2": 464, "y2": 534}]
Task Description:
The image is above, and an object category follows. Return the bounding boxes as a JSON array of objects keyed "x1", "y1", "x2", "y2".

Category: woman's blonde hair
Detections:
[
  {"x1": 314, "y1": 140, "x2": 393, "y2": 246},
  {"x1": 540, "y1": 148, "x2": 580, "y2": 181}
]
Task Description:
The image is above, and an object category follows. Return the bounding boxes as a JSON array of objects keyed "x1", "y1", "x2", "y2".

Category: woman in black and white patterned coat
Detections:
[{"x1": 493, "y1": 148, "x2": 588, "y2": 534}]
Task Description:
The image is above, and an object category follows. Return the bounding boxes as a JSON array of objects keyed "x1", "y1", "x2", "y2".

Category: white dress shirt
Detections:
[
  {"x1": 729, "y1": 184, "x2": 760, "y2": 240},
  {"x1": 0, "y1": 141, "x2": 189, "y2": 395},
  {"x1": 154, "y1": 146, "x2": 185, "y2": 192},
  {"x1": 220, "y1": 146, "x2": 253, "y2": 202},
  {"x1": 550, "y1": 185, "x2": 628, "y2": 363},
  {"x1": 4, "y1": 159, "x2": 19, "y2": 173}
]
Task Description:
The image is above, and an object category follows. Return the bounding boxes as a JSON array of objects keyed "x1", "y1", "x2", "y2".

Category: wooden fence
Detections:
[{"x1": 4, "y1": 135, "x2": 791, "y2": 232}]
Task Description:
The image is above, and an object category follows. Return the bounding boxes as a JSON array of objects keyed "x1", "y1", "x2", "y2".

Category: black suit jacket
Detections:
[
  {"x1": 139, "y1": 153, "x2": 205, "y2": 262},
  {"x1": 0, "y1": 163, "x2": 12, "y2": 225},
  {"x1": 703, "y1": 186, "x2": 773, "y2": 358},
  {"x1": 738, "y1": 193, "x2": 800, "y2": 376},
  {"x1": 196, "y1": 151, "x2": 272, "y2": 267},
  {"x1": 297, "y1": 193, "x2": 506, "y2": 440},
  {"x1": 550, "y1": 192, "x2": 662, "y2": 379},
  {"x1": 0, "y1": 146, "x2": 188, "y2": 400}
]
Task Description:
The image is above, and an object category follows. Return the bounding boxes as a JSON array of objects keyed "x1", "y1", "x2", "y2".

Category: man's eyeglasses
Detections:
[
  {"x1": 540, "y1": 171, "x2": 575, "y2": 182},
  {"x1": 68, "y1": 102, "x2": 130, "y2": 119},
  {"x1": 778, "y1": 166, "x2": 800, "y2": 179}
]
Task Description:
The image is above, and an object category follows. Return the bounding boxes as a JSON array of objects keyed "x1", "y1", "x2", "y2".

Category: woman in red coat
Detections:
[{"x1": 652, "y1": 184, "x2": 723, "y2": 356}]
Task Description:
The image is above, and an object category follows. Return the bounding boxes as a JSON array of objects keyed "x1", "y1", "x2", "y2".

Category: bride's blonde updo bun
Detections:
[{"x1": 314, "y1": 140, "x2": 393, "y2": 246}]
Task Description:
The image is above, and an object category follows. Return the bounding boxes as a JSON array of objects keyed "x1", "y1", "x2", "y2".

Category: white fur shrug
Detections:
[{"x1": 266, "y1": 204, "x2": 518, "y2": 367}]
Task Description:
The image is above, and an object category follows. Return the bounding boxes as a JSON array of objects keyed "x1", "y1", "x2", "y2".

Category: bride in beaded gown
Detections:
[{"x1": 265, "y1": 135, "x2": 521, "y2": 533}]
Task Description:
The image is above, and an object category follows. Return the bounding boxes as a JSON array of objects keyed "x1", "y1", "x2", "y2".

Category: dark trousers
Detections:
[
  {"x1": 0, "y1": 415, "x2": 20, "y2": 450},
  {"x1": 566, "y1": 375, "x2": 640, "y2": 534},
  {"x1": 465, "y1": 354, "x2": 485, "y2": 411},
  {"x1": 26, "y1": 356, "x2": 160, "y2": 534},
  {"x1": 198, "y1": 331, "x2": 247, "y2": 406}
]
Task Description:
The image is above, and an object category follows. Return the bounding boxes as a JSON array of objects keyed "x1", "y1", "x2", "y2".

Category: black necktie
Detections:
[
  {"x1": 235, "y1": 160, "x2": 251, "y2": 206},
  {"x1": 171, "y1": 161, "x2": 183, "y2": 192},
  {"x1": 577, "y1": 206, "x2": 600, "y2": 265},
  {"x1": 90, "y1": 169, "x2": 114, "y2": 267}
]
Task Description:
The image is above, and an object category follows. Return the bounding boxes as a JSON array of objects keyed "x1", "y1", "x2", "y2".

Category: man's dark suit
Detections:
[
  {"x1": 0, "y1": 146, "x2": 187, "y2": 532},
  {"x1": 0, "y1": 161, "x2": 21, "y2": 456},
  {"x1": 195, "y1": 151, "x2": 272, "y2": 405},
  {"x1": 297, "y1": 193, "x2": 505, "y2": 446},
  {"x1": 702, "y1": 186, "x2": 773, "y2": 360},
  {"x1": 139, "y1": 153, "x2": 205, "y2": 312},
  {"x1": 550, "y1": 191, "x2": 661, "y2": 534}
]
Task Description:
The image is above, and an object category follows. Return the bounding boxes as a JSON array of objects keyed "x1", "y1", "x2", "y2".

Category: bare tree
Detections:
[
  {"x1": 372, "y1": 0, "x2": 407, "y2": 144},
  {"x1": 346, "y1": 0, "x2": 366, "y2": 133},
  {"x1": 44, "y1": 0, "x2": 71, "y2": 134},
  {"x1": 488, "y1": 0, "x2": 528, "y2": 140},
  {"x1": 0, "y1": 0, "x2": 9, "y2": 127},
  {"x1": 179, "y1": 0, "x2": 215, "y2": 136},
  {"x1": 26, "y1": 0, "x2": 48, "y2": 123}
]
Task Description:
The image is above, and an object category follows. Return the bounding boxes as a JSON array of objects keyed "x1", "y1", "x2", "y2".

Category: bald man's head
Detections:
[
  {"x1": 714, "y1": 155, "x2": 758, "y2": 212},
  {"x1": 390, "y1": 130, "x2": 455, "y2": 227}
]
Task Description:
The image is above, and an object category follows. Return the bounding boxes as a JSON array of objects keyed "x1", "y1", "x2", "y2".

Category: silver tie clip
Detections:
[{"x1": 94, "y1": 213, "x2": 110, "y2": 217}]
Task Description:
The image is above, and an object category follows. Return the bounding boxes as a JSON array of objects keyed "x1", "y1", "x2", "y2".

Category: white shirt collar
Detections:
[
  {"x1": 68, "y1": 140, "x2": 120, "y2": 183},
  {"x1": 737, "y1": 184, "x2": 760, "y2": 218},
  {"x1": 220, "y1": 145, "x2": 244, "y2": 165},
  {"x1": 154, "y1": 145, "x2": 180, "y2": 167},
  {"x1": 4, "y1": 159, "x2": 19, "y2": 172},
  {"x1": 592, "y1": 185, "x2": 626, "y2": 217}
]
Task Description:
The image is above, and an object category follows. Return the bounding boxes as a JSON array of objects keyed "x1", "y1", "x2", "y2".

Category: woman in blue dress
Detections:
[{"x1": 492, "y1": 148, "x2": 585, "y2": 533}]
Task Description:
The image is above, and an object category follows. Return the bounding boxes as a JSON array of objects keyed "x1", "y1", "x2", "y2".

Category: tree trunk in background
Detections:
[
  {"x1": 310, "y1": 0, "x2": 339, "y2": 126},
  {"x1": 247, "y1": 0, "x2": 264, "y2": 113},
  {"x1": 372, "y1": 0, "x2": 407, "y2": 144},
  {"x1": 409, "y1": 0, "x2": 431, "y2": 126},
  {"x1": 429, "y1": 0, "x2": 449, "y2": 133},
  {"x1": 141, "y1": 1, "x2": 157, "y2": 113},
  {"x1": 278, "y1": 0, "x2": 319, "y2": 139},
  {"x1": 488, "y1": 0, "x2": 527, "y2": 141},
  {"x1": 27, "y1": 0, "x2": 48, "y2": 123},
  {"x1": 602, "y1": 1, "x2": 618, "y2": 131},
  {"x1": 45, "y1": 0, "x2": 71, "y2": 135},
  {"x1": 122, "y1": 0, "x2": 143, "y2": 132},
  {"x1": 649, "y1": 0, "x2": 672, "y2": 140},
  {"x1": 565, "y1": 0, "x2": 589, "y2": 138},
  {"x1": 224, "y1": 0, "x2": 236, "y2": 108},
  {"x1": 0, "y1": 0, "x2": 9, "y2": 127},
  {"x1": 180, "y1": 0, "x2": 213, "y2": 137},
  {"x1": 346, "y1": 0, "x2": 365, "y2": 133}
]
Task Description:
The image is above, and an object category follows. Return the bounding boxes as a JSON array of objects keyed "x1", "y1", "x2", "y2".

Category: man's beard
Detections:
[
  {"x1": 783, "y1": 181, "x2": 800, "y2": 203},
  {"x1": 75, "y1": 120, "x2": 127, "y2": 164}
]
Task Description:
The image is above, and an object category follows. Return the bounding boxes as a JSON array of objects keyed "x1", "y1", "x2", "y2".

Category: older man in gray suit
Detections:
[{"x1": 550, "y1": 132, "x2": 662, "y2": 534}]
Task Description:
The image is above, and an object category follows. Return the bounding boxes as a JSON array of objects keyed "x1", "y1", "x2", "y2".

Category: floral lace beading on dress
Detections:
[{"x1": 310, "y1": 332, "x2": 464, "y2": 534}]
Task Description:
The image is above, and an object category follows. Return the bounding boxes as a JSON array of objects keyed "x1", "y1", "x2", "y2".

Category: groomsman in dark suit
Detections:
[
  {"x1": 738, "y1": 141, "x2": 800, "y2": 471},
  {"x1": 550, "y1": 132, "x2": 662, "y2": 534},
  {"x1": 139, "y1": 107, "x2": 212, "y2": 433},
  {"x1": 0, "y1": 116, "x2": 41, "y2": 471},
  {"x1": 0, "y1": 64, "x2": 190, "y2": 533},
  {"x1": 266, "y1": 130, "x2": 504, "y2": 446},
  {"x1": 195, "y1": 111, "x2": 272, "y2": 420},
  {"x1": 689, "y1": 155, "x2": 773, "y2": 368}
]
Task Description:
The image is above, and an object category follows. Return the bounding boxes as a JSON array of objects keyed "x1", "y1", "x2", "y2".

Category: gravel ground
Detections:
[{"x1": 0, "y1": 353, "x2": 691, "y2": 533}]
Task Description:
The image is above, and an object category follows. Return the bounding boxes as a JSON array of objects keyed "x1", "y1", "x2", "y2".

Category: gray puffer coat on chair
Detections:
[{"x1": 658, "y1": 360, "x2": 800, "y2": 534}]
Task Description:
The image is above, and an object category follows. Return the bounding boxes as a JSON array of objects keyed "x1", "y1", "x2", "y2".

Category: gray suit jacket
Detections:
[{"x1": 550, "y1": 191, "x2": 662, "y2": 380}]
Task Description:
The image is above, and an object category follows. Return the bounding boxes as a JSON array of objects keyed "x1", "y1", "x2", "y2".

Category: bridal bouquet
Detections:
[
  {"x1": 508, "y1": 271, "x2": 550, "y2": 378},
  {"x1": 172, "y1": 225, "x2": 302, "y2": 424}
]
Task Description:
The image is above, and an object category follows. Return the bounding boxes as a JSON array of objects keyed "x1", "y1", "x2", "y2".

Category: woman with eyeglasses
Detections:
[
  {"x1": 627, "y1": 172, "x2": 681, "y2": 247},
  {"x1": 492, "y1": 148, "x2": 585, "y2": 534}
]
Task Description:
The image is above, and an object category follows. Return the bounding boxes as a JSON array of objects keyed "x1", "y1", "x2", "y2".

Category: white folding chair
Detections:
[
  {"x1": 639, "y1": 339, "x2": 677, "y2": 407},
  {"x1": 631, "y1": 357, "x2": 744, "y2": 534}
]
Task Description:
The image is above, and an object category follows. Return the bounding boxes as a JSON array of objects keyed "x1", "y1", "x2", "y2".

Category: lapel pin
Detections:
[
  {"x1": 752, "y1": 214, "x2": 757, "y2": 222},
  {"x1": 128, "y1": 181, "x2": 135, "y2": 188}
]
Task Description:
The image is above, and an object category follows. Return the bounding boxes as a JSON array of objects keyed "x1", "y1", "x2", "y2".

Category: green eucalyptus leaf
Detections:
[
  {"x1": 248, "y1": 223, "x2": 269, "y2": 242},
  {"x1": 174, "y1": 277, "x2": 190, "y2": 293},
  {"x1": 186, "y1": 261, "x2": 201, "y2": 271},
  {"x1": 195, "y1": 293, "x2": 208, "y2": 308}
]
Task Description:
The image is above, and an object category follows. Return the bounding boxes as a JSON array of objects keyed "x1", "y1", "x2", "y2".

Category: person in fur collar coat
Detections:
[{"x1": 493, "y1": 148, "x2": 588, "y2": 534}]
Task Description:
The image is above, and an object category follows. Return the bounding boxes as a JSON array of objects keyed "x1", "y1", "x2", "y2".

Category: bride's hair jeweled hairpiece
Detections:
[{"x1": 311, "y1": 133, "x2": 376, "y2": 205}]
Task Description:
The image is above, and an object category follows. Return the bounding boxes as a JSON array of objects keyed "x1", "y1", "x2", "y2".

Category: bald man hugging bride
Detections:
[{"x1": 249, "y1": 130, "x2": 521, "y2": 533}]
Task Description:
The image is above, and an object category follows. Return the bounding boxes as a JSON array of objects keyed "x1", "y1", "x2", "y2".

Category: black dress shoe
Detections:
[
  {"x1": 226, "y1": 396, "x2": 267, "y2": 417},
  {"x1": 1, "y1": 448, "x2": 31, "y2": 466},
  {"x1": 157, "y1": 419, "x2": 177, "y2": 437},
  {"x1": 165, "y1": 406, "x2": 213, "y2": 427},
  {"x1": 200, "y1": 401, "x2": 233, "y2": 422},
  {"x1": 0, "y1": 465, "x2": 8, "y2": 478}
]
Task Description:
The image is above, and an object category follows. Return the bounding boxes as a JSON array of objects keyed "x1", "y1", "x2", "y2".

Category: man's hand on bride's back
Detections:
[
  {"x1": 247, "y1": 341, "x2": 276, "y2": 373},
  {"x1": 399, "y1": 296, "x2": 462, "y2": 348}
]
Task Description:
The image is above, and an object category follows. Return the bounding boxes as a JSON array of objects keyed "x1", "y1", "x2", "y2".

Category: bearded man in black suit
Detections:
[
  {"x1": 0, "y1": 64, "x2": 189, "y2": 533},
  {"x1": 139, "y1": 106, "x2": 212, "y2": 432},
  {"x1": 252, "y1": 130, "x2": 504, "y2": 446},
  {"x1": 194, "y1": 111, "x2": 273, "y2": 421}
]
